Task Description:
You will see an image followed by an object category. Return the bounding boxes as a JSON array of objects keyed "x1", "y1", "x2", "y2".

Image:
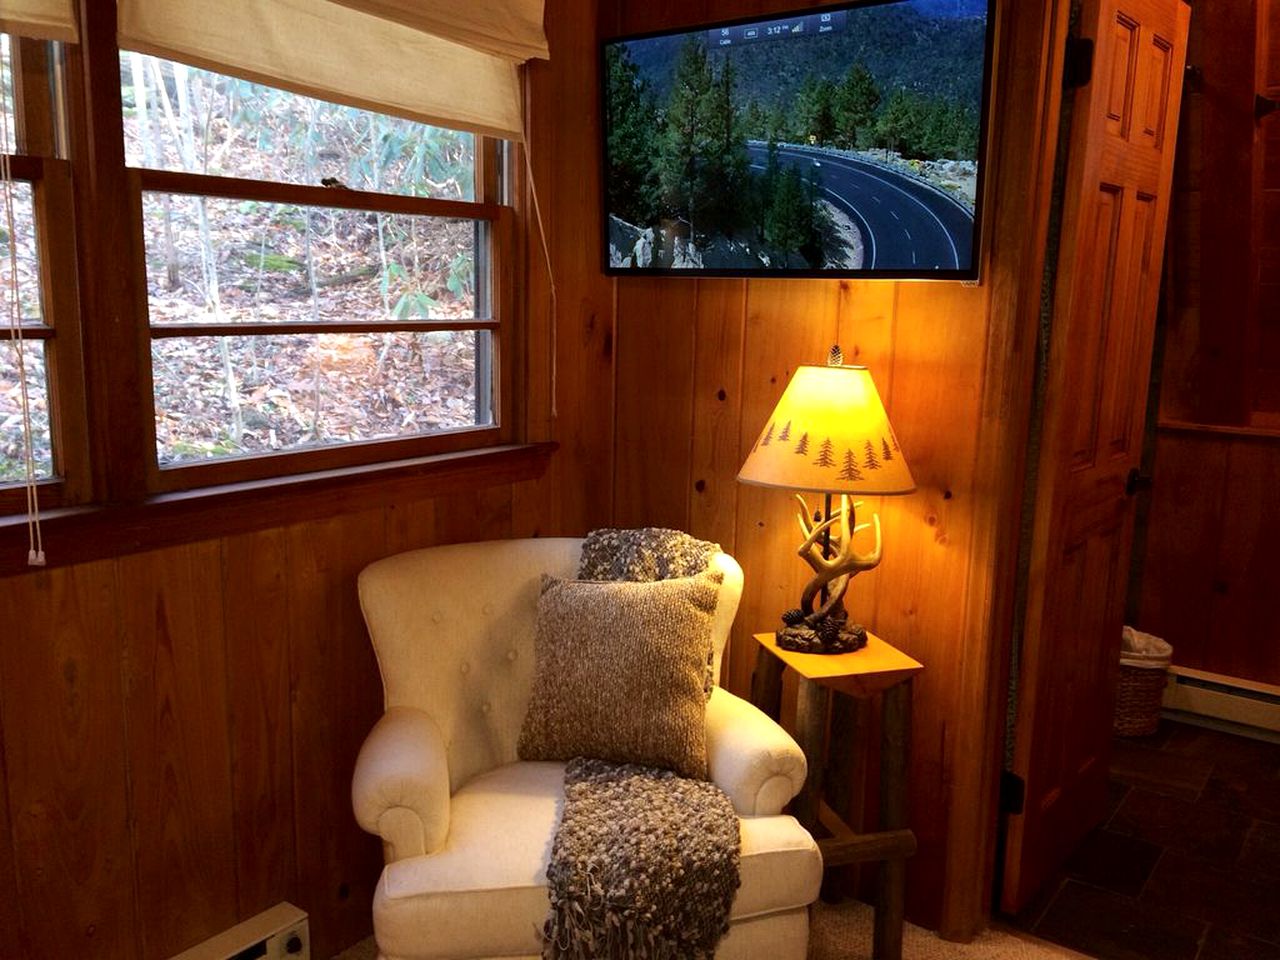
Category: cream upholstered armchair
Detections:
[{"x1": 352, "y1": 538, "x2": 822, "y2": 960}]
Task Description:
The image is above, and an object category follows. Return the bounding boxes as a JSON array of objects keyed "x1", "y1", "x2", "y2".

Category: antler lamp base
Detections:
[{"x1": 776, "y1": 493, "x2": 879, "y2": 655}]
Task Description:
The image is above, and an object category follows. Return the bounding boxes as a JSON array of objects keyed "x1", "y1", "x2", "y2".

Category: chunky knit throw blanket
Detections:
[
  {"x1": 578, "y1": 526, "x2": 720, "y2": 583},
  {"x1": 539, "y1": 528, "x2": 741, "y2": 960},
  {"x1": 544, "y1": 758, "x2": 742, "y2": 960}
]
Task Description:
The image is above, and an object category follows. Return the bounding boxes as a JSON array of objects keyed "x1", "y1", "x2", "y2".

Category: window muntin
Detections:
[{"x1": 120, "y1": 53, "x2": 476, "y2": 202}]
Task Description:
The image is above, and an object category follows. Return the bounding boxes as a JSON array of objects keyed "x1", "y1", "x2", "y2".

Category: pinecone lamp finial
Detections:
[{"x1": 828, "y1": 344, "x2": 844, "y2": 367}]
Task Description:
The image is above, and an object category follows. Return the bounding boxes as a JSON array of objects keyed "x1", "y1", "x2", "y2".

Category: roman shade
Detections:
[
  {"x1": 117, "y1": 0, "x2": 548, "y2": 141},
  {"x1": 0, "y1": 0, "x2": 78, "y2": 42},
  {"x1": 328, "y1": 0, "x2": 548, "y2": 62}
]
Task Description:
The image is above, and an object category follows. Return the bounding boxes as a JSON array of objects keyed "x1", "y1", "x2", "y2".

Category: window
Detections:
[
  {"x1": 0, "y1": 33, "x2": 88, "y2": 513},
  {"x1": 0, "y1": 18, "x2": 519, "y2": 515},
  {"x1": 120, "y1": 55, "x2": 510, "y2": 489}
]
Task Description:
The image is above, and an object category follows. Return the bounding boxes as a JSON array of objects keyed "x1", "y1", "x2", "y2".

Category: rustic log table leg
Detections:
[
  {"x1": 873, "y1": 679, "x2": 912, "y2": 960},
  {"x1": 751, "y1": 641, "x2": 785, "y2": 721},
  {"x1": 821, "y1": 691, "x2": 867, "y2": 902},
  {"x1": 794, "y1": 676, "x2": 830, "y2": 832}
]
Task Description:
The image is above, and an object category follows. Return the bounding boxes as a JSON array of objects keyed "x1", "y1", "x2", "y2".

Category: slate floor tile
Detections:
[
  {"x1": 1140, "y1": 848, "x2": 1280, "y2": 944},
  {"x1": 1238, "y1": 819, "x2": 1280, "y2": 880},
  {"x1": 1106, "y1": 788, "x2": 1250, "y2": 865},
  {"x1": 1007, "y1": 874, "x2": 1067, "y2": 932},
  {"x1": 1198, "y1": 928, "x2": 1280, "y2": 960},
  {"x1": 1034, "y1": 880, "x2": 1206, "y2": 960},
  {"x1": 1201, "y1": 767, "x2": 1280, "y2": 822},
  {"x1": 1104, "y1": 778, "x2": 1132, "y2": 824},
  {"x1": 1160, "y1": 725, "x2": 1280, "y2": 770},
  {"x1": 1110, "y1": 739, "x2": 1214, "y2": 801},
  {"x1": 1062, "y1": 829, "x2": 1163, "y2": 897}
]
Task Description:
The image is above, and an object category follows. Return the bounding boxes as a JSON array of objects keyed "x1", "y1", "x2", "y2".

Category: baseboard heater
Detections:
[
  {"x1": 1162, "y1": 666, "x2": 1280, "y2": 735},
  {"x1": 168, "y1": 903, "x2": 309, "y2": 960}
]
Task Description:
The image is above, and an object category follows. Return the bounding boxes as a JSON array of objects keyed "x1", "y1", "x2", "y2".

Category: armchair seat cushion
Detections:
[{"x1": 373, "y1": 761, "x2": 823, "y2": 960}]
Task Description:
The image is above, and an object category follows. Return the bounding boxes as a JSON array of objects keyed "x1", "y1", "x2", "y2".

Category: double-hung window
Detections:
[
  {"x1": 121, "y1": 55, "x2": 513, "y2": 489},
  {"x1": 0, "y1": 0, "x2": 539, "y2": 530},
  {"x1": 0, "y1": 32, "x2": 88, "y2": 513}
]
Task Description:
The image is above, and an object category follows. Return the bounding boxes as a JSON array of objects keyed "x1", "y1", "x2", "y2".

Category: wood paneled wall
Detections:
[
  {"x1": 1136, "y1": 427, "x2": 1280, "y2": 685},
  {"x1": 603, "y1": 0, "x2": 1065, "y2": 938},
  {"x1": 1158, "y1": 0, "x2": 1279, "y2": 424},
  {"x1": 0, "y1": 488, "x2": 537, "y2": 960},
  {"x1": 0, "y1": 0, "x2": 1069, "y2": 955},
  {"x1": 0, "y1": 3, "x2": 615, "y2": 957},
  {"x1": 1135, "y1": 0, "x2": 1280, "y2": 688}
]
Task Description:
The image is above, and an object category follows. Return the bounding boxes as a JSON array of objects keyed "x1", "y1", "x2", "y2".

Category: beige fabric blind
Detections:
[
  {"x1": 0, "y1": 0, "x2": 78, "y2": 42},
  {"x1": 328, "y1": 0, "x2": 548, "y2": 62},
  {"x1": 117, "y1": 0, "x2": 528, "y2": 140}
]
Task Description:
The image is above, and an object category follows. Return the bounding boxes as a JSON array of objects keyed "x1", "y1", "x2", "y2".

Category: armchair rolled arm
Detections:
[
  {"x1": 352, "y1": 706, "x2": 451, "y2": 863},
  {"x1": 705, "y1": 687, "x2": 807, "y2": 816}
]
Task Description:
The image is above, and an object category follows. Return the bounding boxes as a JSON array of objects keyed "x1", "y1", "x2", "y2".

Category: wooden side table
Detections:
[{"x1": 750, "y1": 631, "x2": 922, "y2": 960}]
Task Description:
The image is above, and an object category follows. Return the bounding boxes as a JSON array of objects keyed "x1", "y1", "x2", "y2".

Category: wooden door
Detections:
[{"x1": 1001, "y1": 0, "x2": 1190, "y2": 913}]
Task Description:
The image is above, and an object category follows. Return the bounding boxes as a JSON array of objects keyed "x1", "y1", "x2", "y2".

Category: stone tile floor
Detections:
[{"x1": 1007, "y1": 719, "x2": 1280, "y2": 960}]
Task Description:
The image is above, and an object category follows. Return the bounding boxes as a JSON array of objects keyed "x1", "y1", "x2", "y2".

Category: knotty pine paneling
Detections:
[
  {"x1": 1209, "y1": 439, "x2": 1280, "y2": 680},
  {"x1": 512, "y1": 0, "x2": 617, "y2": 540},
  {"x1": 1138, "y1": 429, "x2": 1280, "y2": 685},
  {"x1": 287, "y1": 509, "x2": 392, "y2": 958},
  {"x1": 1158, "y1": 0, "x2": 1260, "y2": 424},
  {"x1": 222, "y1": 529, "x2": 298, "y2": 920},
  {"x1": 1, "y1": 561, "x2": 138, "y2": 960},
  {"x1": 120, "y1": 542, "x2": 238, "y2": 959},
  {"x1": 0, "y1": 736, "x2": 23, "y2": 959},
  {"x1": 614, "y1": 278, "x2": 698, "y2": 532},
  {"x1": 688, "y1": 280, "x2": 748, "y2": 555},
  {"x1": 1136, "y1": 431, "x2": 1228, "y2": 670},
  {"x1": 0, "y1": 482, "x2": 536, "y2": 959}
]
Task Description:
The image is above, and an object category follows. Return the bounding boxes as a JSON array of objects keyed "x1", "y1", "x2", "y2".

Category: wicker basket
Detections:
[{"x1": 1114, "y1": 626, "x2": 1172, "y2": 737}]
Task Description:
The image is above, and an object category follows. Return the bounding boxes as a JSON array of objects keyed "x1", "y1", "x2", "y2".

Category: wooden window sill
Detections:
[{"x1": 0, "y1": 442, "x2": 556, "y2": 577}]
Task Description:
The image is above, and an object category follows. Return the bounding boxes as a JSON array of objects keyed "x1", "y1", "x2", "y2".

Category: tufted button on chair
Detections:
[{"x1": 352, "y1": 538, "x2": 822, "y2": 960}]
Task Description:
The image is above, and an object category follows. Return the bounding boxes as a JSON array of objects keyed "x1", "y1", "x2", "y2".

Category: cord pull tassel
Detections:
[{"x1": 27, "y1": 549, "x2": 45, "y2": 567}]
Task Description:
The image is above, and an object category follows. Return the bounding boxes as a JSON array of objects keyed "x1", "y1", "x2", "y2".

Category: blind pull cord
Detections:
[
  {"x1": 522, "y1": 126, "x2": 557, "y2": 420},
  {"x1": 1, "y1": 97, "x2": 45, "y2": 567}
]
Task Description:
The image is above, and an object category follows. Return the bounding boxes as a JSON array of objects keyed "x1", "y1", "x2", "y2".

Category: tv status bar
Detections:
[{"x1": 707, "y1": 10, "x2": 848, "y2": 47}]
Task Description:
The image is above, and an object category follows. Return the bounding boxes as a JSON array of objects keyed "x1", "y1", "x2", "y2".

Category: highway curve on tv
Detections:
[{"x1": 747, "y1": 143, "x2": 974, "y2": 271}]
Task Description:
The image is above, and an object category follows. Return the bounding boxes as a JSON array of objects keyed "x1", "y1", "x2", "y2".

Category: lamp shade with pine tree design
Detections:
[{"x1": 738, "y1": 364, "x2": 915, "y2": 496}]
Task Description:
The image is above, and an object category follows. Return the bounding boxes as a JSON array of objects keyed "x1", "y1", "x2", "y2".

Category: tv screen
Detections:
[{"x1": 602, "y1": 0, "x2": 994, "y2": 279}]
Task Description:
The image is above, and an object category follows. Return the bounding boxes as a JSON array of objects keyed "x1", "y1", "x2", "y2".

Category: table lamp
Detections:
[{"x1": 738, "y1": 347, "x2": 915, "y2": 654}]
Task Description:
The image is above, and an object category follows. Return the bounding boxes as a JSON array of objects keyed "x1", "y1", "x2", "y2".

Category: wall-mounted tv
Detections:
[{"x1": 602, "y1": 0, "x2": 995, "y2": 280}]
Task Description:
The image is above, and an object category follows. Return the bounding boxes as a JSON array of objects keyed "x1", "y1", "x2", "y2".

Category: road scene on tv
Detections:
[{"x1": 605, "y1": 0, "x2": 988, "y2": 273}]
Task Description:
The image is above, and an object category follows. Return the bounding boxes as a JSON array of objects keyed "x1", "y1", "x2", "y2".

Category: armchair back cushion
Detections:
[{"x1": 357, "y1": 538, "x2": 743, "y2": 792}]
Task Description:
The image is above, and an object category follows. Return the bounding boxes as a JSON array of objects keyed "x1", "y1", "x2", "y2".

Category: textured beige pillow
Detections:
[{"x1": 517, "y1": 572, "x2": 722, "y2": 779}]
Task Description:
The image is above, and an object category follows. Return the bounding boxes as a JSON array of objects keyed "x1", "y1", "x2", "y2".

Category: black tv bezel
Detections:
[{"x1": 598, "y1": 0, "x2": 998, "y2": 282}]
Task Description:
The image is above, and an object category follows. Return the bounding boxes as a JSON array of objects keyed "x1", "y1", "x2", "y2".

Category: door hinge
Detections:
[
  {"x1": 1064, "y1": 37, "x2": 1095, "y2": 89},
  {"x1": 1000, "y1": 770, "x2": 1026, "y2": 815},
  {"x1": 1126, "y1": 467, "x2": 1154, "y2": 497}
]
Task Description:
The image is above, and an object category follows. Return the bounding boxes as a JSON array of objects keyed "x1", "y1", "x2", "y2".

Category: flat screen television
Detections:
[{"x1": 601, "y1": 0, "x2": 995, "y2": 280}]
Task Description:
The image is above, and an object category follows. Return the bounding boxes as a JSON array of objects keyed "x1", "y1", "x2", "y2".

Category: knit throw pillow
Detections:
[{"x1": 517, "y1": 572, "x2": 722, "y2": 780}]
